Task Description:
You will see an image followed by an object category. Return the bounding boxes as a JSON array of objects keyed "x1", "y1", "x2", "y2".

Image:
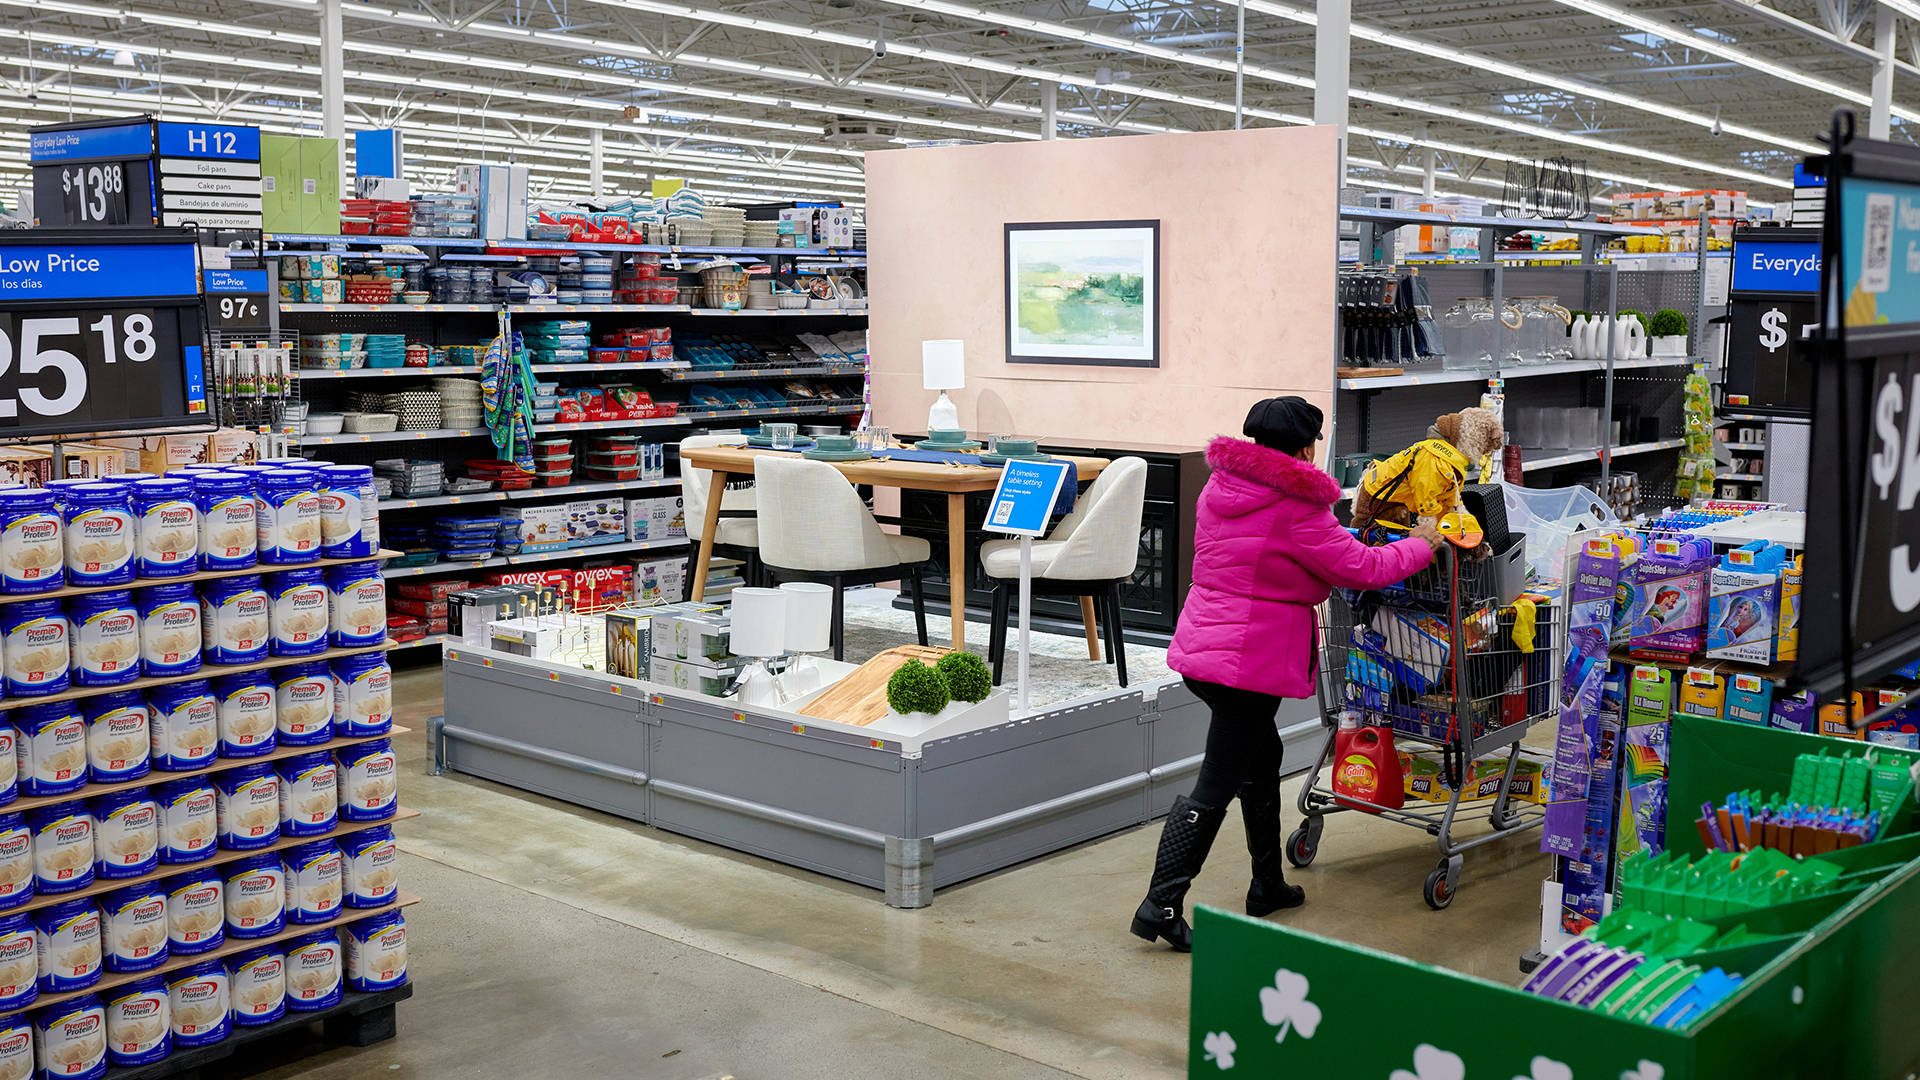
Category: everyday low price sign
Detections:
[{"x1": 0, "y1": 229, "x2": 207, "y2": 436}]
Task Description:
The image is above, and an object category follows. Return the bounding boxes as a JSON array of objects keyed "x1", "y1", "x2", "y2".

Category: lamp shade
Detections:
[
  {"x1": 922, "y1": 339, "x2": 966, "y2": 391},
  {"x1": 728, "y1": 588, "x2": 787, "y2": 658},
  {"x1": 780, "y1": 582, "x2": 834, "y2": 654}
]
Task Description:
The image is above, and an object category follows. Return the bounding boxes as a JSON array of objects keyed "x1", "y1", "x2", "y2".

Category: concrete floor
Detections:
[{"x1": 262, "y1": 649, "x2": 1551, "y2": 1080}]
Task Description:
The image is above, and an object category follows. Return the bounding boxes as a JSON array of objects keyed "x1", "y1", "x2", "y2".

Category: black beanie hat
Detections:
[{"x1": 1243, "y1": 397, "x2": 1325, "y2": 453}]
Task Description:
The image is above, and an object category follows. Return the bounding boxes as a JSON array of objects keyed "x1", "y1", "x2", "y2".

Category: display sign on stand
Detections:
[
  {"x1": 1801, "y1": 120, "x2": 1920, "y2": 704},
  {"x1": 1723, "y1": 226, "x2": 1821, "y2": 417},
  {"x1": 28, "y1": 117, "x2": 158, "y2": 229},
  {"x1": 981, "y1": 458, "x2": 1072, "y2": 713},
  {"x1": 0, "y1": 228, "x2": 208, "y2": 436}
]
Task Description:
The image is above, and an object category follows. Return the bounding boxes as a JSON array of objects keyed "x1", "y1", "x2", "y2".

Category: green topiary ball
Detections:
[
  {"x1": 886, "y1": 659, "x2": 951, "y2": 715},
  {"x1": 1648, "y1": 308, "x2": 1689, "y2": 337},
  {"x1": 935, "y1": 651, "x2": 992, "y2": 704}
]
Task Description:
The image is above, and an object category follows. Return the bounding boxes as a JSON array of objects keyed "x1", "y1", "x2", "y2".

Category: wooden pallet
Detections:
[{"x1": 796, "y1": 644, "x2": 952, "y2": 727}]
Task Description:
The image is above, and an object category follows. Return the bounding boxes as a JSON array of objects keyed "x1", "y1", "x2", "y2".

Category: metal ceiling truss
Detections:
[{"x1": 0, "y1": 0, "x2": 1906, "y2": 210}]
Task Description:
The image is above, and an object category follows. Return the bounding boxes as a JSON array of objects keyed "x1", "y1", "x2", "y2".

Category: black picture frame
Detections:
[{"x1": 1004, "y1": 219, "x2": 1160, "y2": 368}]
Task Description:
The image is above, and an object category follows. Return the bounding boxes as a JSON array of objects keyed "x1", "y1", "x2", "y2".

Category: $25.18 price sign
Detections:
[{"x1": 0, "y1": 231, "x2": 206, "y2": 436}]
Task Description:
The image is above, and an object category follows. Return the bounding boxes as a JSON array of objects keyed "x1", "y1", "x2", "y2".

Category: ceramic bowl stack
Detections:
[
  {"x1": 434, "y1": 377, "x2": 483, "y2": 429},
  {"x1": 744, "y1": 219, "x2": 780, "y2": 249},
  {"x1": 703, "y1": 206, "x2": 746, "y2": 248},
  {"x1": 383, "y1": 389, "x2": 443, "y2": 431}
]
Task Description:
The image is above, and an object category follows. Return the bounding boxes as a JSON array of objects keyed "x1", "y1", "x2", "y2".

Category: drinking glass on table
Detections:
[
  {"x1": 863, "y1": 425, "x2": 891, "y2": 453},
  {"x1": 768, "y1": 423, "x2": 798, "y2": 450}
]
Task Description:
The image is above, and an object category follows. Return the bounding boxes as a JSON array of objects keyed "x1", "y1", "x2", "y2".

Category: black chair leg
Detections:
[
  {"x1": 908, "y1": 569, "x2": 929, "y2": 646},
  {"x1": 989, "y1": 582, "x2": 1011, "y2": 686},
  {"x1": 1108, "y1": 581, "x2": 1128, "y2": 688},
  {"x1": 830, "y1": 576, "x2": 845, "y2": 662},
  {"x1": 681, "y1": 554, "x2": 695, "y2": 602},
  {"x1": 1098, "y1": 590, "x2": 1116, "y2": 666}
]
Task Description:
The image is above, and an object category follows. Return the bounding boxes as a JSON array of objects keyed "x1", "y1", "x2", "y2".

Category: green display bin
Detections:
[{"x1": 1189, "y1": 717, "x2": 1920, "y2": 1078}]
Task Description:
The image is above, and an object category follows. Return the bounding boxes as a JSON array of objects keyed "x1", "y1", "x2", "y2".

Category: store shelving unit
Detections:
[
  {"x1": 272, "y1": 229, "x2": 871, "y2": 633},
  {"x1": 1334, "y1": 205, "x2": 1719, "y2": 515},
  {"x1": 0, "y1": 546, "x2": 416, "y2": 1068}
]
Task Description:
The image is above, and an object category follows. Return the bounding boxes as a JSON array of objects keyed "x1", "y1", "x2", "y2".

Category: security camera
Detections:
[
  {"x1": 24, "y1": 91, "x2": 34, "y2": 101},
  {"x1": 874, "y1": 18, "x2": 886, "y2": 57},
  {"x1": 1711, "y1": 106, "x2": 1723, "y2": 137}
]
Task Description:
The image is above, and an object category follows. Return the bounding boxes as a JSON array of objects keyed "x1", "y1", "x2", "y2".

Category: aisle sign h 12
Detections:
[
  {"x1": 0, "y1": 229, "x2": 207, "y2": 436},
  {"x1": 983, "y1": 459, "x2": 1072, "y2": 537}
]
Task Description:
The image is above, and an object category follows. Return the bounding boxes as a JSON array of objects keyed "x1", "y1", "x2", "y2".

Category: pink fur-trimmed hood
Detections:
[{"x1": 1203, "y1": 436, "x2": 1344, "y2": 508}]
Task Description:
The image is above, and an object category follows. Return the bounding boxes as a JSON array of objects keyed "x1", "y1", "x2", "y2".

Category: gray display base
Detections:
[{"x1": 433, "y1": 647, "x2": 1321, "y2": 905}]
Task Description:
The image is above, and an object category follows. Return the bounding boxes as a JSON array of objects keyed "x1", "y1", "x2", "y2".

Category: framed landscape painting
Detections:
[{"x1": 1005, "y1": 219, "x2": 1160, "y2": 367}]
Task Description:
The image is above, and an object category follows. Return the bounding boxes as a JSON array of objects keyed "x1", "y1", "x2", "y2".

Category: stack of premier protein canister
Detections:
[{"x1": 0, "y1": 461, "x2": 406, "y2": 1078}]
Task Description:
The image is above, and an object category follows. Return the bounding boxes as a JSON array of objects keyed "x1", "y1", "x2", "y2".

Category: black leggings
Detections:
[{"x1": 1183, "y1": 676, "x2": 1286, "y2": 807}]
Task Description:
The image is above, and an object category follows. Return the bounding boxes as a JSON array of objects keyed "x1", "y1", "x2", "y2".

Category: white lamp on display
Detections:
[
  {"x1": 923, "y1": 339, "x2": 965, "y2": 432},
  {"x1": 776, "y1": 582, "x2": 834, "y2": 699},
  {"x1": 727, "y1": 588, "x2": 787, "y2": 708}
]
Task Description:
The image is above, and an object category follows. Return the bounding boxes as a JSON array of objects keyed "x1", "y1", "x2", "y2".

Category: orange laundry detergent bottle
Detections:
[{"x1": 1332, "y1": 724, "x2": 1405, "y2": 812}]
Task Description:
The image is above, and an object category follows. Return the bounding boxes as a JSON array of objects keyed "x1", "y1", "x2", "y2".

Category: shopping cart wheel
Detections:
[
  {"x1": 1285, "y1": 822, "x2": 1320, "y2": 868},
  {"x1": 1423, "y1": 863, "x2": 1455, "y2": 910}
]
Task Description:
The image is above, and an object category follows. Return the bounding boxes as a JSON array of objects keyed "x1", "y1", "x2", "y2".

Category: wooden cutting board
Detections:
[
  {"x1": 1337, "y1": 366, "x2": 1406, "y2": 379},
  {"x1": 797, "y1": 644, "x2": 953, "y2": 727}
]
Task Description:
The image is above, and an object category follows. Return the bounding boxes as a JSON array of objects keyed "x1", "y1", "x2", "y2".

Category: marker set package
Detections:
[{"x1": 1723, "y1": 672, "x2": 1775, "y2": 726}]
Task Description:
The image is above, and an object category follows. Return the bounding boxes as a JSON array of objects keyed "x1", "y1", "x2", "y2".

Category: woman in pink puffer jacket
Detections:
[{"x1": 1131, "y1": 397, "x2": 1441, "y2": 952}]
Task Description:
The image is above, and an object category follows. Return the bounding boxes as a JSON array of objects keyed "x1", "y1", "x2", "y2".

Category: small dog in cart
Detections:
[{"x1": 1349, "y1": 407, "x2": 1504, "y2": 558}]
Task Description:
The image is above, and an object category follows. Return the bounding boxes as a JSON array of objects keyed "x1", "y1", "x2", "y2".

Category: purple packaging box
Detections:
[
  {"x1": 1771, "y1": 688, "x2": 1817, "y2": 733},
  {"x1": 1628, "y1": 537, "x2": 1712, "y2": 662}
]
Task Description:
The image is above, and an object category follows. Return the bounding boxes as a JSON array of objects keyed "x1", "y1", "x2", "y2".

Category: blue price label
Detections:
[
  {"x1": 0, "y1": 243, "x2": 198, "y2": 301},
  {"x1": 205, "y1": 270, "x2": 267, "y2": 294},
  {"x1": 29, "y1": 122, "x2": 152, "y2": 163},
  {"x1": 1730, "y1": 239, "x2": 1821, "y2": 294}
]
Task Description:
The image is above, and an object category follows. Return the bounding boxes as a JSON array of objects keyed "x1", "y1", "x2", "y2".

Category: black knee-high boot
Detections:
[
  {"x1": 1238, "y1": 779, "x2": 1306, "y2": 916},
  {"x1": 1130, "y1": 794, "x2": 1227, "y2": 952}
]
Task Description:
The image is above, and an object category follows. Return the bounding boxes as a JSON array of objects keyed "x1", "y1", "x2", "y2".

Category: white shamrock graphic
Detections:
[
  {"x1": 1515, "y1": 1056, "x2": 1573, "y2": 1080},
  {"x1": 1202, "y1": 1031, "x2": 1237, "y2": 1070},
  {"x1": 1389, "y1": 1043, "x2": 1466, "y2": 1080},
  {"x1": 1257, "y1": 969, "x2": 1322, "y2": 1043},
  {"x1": 1621, "y1": 1062, "x2": 1664, "y2": 1080}
]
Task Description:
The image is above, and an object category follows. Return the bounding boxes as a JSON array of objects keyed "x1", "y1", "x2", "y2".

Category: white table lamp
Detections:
[
  {"x1": 776, "y1": 582, "x2": 834, "y2": 700},
  {"x1": 728, "y1": 588, "x2": 787, "y2": 707},
  {"x1": 922, "y1": 339, "x2": 965, "y2": 432}
]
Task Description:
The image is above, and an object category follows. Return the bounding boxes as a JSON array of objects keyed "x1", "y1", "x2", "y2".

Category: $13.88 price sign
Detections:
[{"x1": 58, "y1": 162, "x2": 129, "y2": 226}]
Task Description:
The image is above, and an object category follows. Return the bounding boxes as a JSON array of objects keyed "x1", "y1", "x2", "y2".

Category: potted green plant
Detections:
[
  {"x1": 1648, "y1": 308, "x2": 1690, "y2": 357},
  {"x1": 880, "y1": 653, "x2": 1005, "y2": 737}
]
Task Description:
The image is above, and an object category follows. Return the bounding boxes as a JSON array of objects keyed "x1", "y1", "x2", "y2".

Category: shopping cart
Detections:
[{"x1": 1288, "y1": 538, "x2": 1560, "y2": 909}]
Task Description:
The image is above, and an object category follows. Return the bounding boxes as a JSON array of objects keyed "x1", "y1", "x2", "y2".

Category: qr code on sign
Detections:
[
  {"x1": 1864, "y1": 191, "x2": 1895, "y2": 294},
  {"x1": 991, "y1": 500, "x2": 1015, "y2": 526}
]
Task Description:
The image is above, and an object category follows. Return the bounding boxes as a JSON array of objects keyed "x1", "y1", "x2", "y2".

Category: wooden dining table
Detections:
[{"x1": 678, "y1": 445, "x2": 1110, "y2": 649}]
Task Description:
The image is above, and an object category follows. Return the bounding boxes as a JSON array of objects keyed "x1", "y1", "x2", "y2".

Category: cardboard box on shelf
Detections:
[
  {"x1": 107, "y1": 434, "x2": 210, "y2": 474},
  {"x1": 206, "y1": 429, "x2": 258, "y2": 467},
  {"x1": 650, "y1": 654, "x2": 750, "y2": 697},
  {"x1": 604, "y1": 608, "x2": 652, "y2": 679},
  {"x1": 501, "y1": 504, "x2": 572, "y2": 553},
  {"x1": 650, "y1": 602, "x2": 730, "y2": 662},
  {"x1": 449, "y1": 584, "x2": 537, "y2": 648},
  {"x1": 489, "y1": 614, "x2": 597, "y2": 661},
  {"x1": 56, "y1": 442, "x2": 124, "y2": 479},
  {"x1": 631, "y1": 558, "x2": 685, "y2": 606},
  {"x1": 0, "y1": 447, "x2": 53, "y2": 489}
]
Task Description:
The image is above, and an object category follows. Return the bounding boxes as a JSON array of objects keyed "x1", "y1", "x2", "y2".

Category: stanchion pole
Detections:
[{"x1": 1018, "y1": 534, "x2": 1032, "y2": 713}]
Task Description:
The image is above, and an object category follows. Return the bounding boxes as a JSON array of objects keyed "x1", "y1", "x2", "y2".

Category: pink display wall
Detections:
[{"x1": 865, "y1": 126, "x2": 1339, "y2": 449}]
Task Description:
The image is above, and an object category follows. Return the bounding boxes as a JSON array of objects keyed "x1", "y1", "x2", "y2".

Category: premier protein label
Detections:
[
  {"x1": 217, "y1": 688, "x2": 275, "y2": 752},
  {"x1": 271, "y1": 583, "x2": 329, "y2": 650},
  {"x1": 33, "y1": 814, "x2": 92, "y2": 886},
  {"x1": 139, "y1": 501, "x2": 199, "y2": 570},
  {"x1": 285, "y1": 939, "x2": 339, "y2": 1002},
  {"x1": 217, "y1": 774, "x2": 279, "y2": 844},
  {"x1": 75, "y1": 608, "x2": 139, "y2": 680},
  {"x1": 36, "y1": 906, "x2": 102, "y2": 985},
  {"x1": 150, "y1": 694, "x2": 218, "y2": 769},
  {"x1": 105, "y1": 894, "x2": 168, "y2": 967},
  {"x1": 279, "y1": 762, "x2": 336, "y2": 828},
  {"x1": 95, "y1": 800, "x2": 158, "y2": 871},
  {"x1": 36, "y1": 1004, "x2": 105, "y2": 1076},
  {"x1": 106, "y1": 986, "x2": 168, "y2": 1057},
  {"x1": 340, "y1": 747, "x2": 396, "y2": 816},
  {"x1": 157, "y1": 785, "x2": 217, "y2": 860},
  {"x1": 0, "y1": 512, "x2": 61, "y2": 585},
  {"x1": 0, "y1": 926, "x2": 34, "y2": 1004},
  {"x1": 67, "y1": 508, "x2": 133, "y2": 576},
  {"x1": 319, "y1": 489, "x2": 359, "y2": 544},
  {"x1": 167, "y1": 880, "x2": 222, "y2": 948},
  {"x1": 0, "y1": 1019, "x2": 27, "y2": 1077},
  {"x1": 231, "y1": 952, "x2": 284, "y2": 1018},
  {"x1": 288, "y1": 847, "x2": 342, "y2": 919},
  {"x1": 328, "y1": 578, "x2": 385, "y2": 641},
  {"x1": 87, "y1": 707, "x2": 149, "y2": 780},
  {"x1": 6, "y1": 616, "x2": 68, "y2": 688},
  {"x1": 203, "y1": 590, "x2": 269, "y2": 660},
  {"x1": 168, "y1": 971, "x2": 228, "y2": 1037},
  {"x1": 226, "y1": 867, "x2": 283, "y2": 931},
  {"x1": 201, "y1": 496, "x2": 257, "y2": 562},
  {"x1": 336, "y1": 665, "x2": 392, "y2": 733},
  {"x1": 345, "y1": 835, "x2": 398, "y2": 904},
  {"x1": 276, "y1": 675, "x2": 332, "y2": 739},
  {"x1": 0, "y1": 825, "x2": 30, "y2": 902},
  {"x1": 141, "y1": 603, "x2": 200, "y2": 669},
  {"x1": 20, "y1": 714, "x2": 85, "y2": 788},
  {"x1": 259, "y1": 492, "x2": 322, "y2": 557}
]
